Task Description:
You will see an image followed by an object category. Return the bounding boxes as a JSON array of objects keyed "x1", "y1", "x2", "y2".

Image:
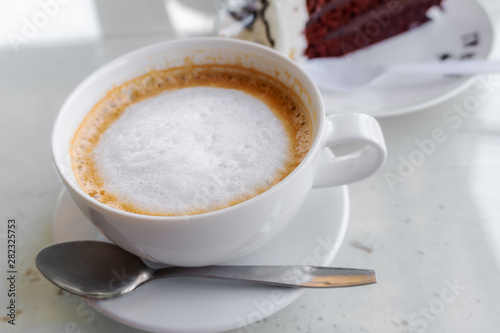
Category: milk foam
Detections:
[{"x1": 92, "y1": 86, "x2": 290, "y2": 215}]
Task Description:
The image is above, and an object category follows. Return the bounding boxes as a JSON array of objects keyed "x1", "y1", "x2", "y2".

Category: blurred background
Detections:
[{"x1": 0, "y1": 0, "x2": 220, "y2": 52}]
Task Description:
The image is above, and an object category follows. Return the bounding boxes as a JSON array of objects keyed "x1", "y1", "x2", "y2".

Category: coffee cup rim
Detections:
[{"x1": 52, "y1": 37, "x2": 325, "y2": 221}]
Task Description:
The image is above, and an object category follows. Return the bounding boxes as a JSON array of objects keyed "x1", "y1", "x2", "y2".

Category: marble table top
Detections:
[{"x1": 1, "y1": 0, "x2": 500, "y2": 332}]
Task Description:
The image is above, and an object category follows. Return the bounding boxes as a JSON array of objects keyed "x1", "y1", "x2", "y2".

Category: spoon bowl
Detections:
[{"x1": 37, "y1": 241, "x2": 155, "y2": 298}]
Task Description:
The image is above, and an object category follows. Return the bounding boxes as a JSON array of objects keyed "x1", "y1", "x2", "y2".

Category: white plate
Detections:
[
  {"x1": 53, "y1": 186, "x2": 349, "y2": 333},
  {"x1": 316, "y1": 0, "x2": 495, "y2": 117}
]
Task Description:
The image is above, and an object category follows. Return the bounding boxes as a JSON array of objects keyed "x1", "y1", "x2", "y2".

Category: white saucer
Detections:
[
  {"x1": 53, "y1": 186, "x2": 349, "y2": 333},
  {"x1": 318, "y1": 0, "x2": 495, "y2": 117}
]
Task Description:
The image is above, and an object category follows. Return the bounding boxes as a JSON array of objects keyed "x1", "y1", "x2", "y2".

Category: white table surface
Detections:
[{"x1": 2, "y1": 0, "x2": 500, "y2": 332}]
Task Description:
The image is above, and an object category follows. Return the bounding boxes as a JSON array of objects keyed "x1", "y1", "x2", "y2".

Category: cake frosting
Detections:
[{"x1": 218, "y1": 0, "x2": 310, "y2": 61}]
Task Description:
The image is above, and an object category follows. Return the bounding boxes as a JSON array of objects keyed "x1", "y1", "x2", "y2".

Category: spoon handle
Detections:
[
  {"x1": 391, "y1": 60, "x2": 500, "y2": 75},
  {"x1": 155, "y1": 265, "x2": 376, "y2": 288}
]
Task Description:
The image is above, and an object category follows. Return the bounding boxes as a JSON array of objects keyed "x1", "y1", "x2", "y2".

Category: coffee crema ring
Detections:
[{"x1": 71, "y1": 64, "x2": 312, "y2": 216}]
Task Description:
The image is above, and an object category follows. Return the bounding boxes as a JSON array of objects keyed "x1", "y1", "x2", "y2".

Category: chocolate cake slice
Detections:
[
  {"x1": 305, "y1": 0, "x2": 444, "y2": 58},
  {"x1": 218, "y1": 0, "x2": 444, "y2": 60}
]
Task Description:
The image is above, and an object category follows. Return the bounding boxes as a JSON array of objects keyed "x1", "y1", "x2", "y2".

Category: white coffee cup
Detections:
[{"x1": 52, "y1": 37, "x2": 387, "y2": 266}]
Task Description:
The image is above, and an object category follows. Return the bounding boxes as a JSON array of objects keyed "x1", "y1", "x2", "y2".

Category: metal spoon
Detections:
[
  {"x1": 300, "y1": 58, "x2": 500, "y2": 91},
  {"x1": 36, "y1": 241, "x2": 376, "y2": 299}
]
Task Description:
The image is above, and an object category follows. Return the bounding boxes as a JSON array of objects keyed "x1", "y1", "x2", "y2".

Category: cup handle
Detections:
[{"x1": 313, "y1": 113, "x2": 387, "y2": 188}]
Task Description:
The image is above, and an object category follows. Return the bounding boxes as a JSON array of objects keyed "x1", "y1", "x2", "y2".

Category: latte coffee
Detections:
[{"x1": 71, "y1": 64, "x2": 311, "y2": 216}]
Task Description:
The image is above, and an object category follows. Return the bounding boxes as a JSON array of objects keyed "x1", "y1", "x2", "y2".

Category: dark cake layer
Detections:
[{"x1": 304, "y1": 0, "x2": 444, "y2": 58}]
